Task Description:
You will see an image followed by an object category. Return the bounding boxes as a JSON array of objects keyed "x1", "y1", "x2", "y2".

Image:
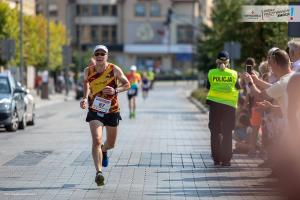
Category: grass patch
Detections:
[{"x1": 191, "y1": 88, "x2": 208, "y2": 106}]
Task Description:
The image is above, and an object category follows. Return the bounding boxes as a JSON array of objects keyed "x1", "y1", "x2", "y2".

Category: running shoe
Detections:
[
  {"x1": 102, "y1": 151, "x2": 109, "y2": 167},
  {"x1": 95, "y1": 171, "x2": 104, "y2": 186}
]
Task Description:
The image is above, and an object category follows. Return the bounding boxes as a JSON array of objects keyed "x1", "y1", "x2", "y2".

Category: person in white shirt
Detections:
[
  {"x1": 242, "y1": 49, "x2": 293, "y2": 122},
  {"x1": 288, "y1": 40, "x2": 300, "y2": 72}
]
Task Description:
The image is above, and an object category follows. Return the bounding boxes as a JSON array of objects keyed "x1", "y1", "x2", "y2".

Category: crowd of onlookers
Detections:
[{"x1": 231, "y1": 40, "x2": 300, "y2": 199}]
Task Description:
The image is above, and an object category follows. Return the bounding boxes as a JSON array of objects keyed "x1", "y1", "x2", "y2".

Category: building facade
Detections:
[
  {"x1": 123, "y1": 0, "x2": 201, "y2": 73},
  {"x1": 35, "y1": 0, "x2": 212, "y2": 72},
  {"x1": 5, "y1": 0, "x2": 36, "y2": 15}
]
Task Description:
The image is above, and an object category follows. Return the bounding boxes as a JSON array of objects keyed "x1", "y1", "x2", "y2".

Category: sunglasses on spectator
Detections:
[
  {"x1": 268, "y1": 48, "x2": 280, "y2": 64},
  {"x1": 94, "y1": 52, "x2": 106, "y2": 57},
  {"x1": 268, "y1": 48, "x2": 279, "y2": 59}
]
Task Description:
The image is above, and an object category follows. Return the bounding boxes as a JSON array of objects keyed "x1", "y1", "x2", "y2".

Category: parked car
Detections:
[
  {"x1": 17, "y1": 82, "x2": 35, "y2": 126},
  {"x1": 0, "y1": 72, "x2": 27, "y2": 131}
]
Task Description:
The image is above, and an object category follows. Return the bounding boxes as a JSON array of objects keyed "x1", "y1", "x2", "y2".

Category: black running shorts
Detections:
[{"x1": 86, "y1": 111, "x2": 122, "y2": 127}]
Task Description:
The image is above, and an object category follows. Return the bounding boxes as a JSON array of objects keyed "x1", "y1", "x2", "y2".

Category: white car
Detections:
[{"x1": 17, "y1": 82, "x2": 35, "y2": 126}]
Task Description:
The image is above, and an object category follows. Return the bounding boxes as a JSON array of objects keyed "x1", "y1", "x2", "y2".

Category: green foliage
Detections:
[
  {"x1": 73, "y1": 49, "x2": 93, "y2": 72},
  {"x1": 0, "y1": 2, "x2": 18, "y2": 39},
  {"x1": 0, "y1": 2, "x2": 67, "y2": 70},
  {"x1": 48, "y1": 21, "x2": 67, "y2": 70},
  {"x1": 0, "y1": 3, "x2": 18, "y2": 66},
  {"x1": 191, "y1": 88, "x2": 208, "y2": 106},
  {"x1": 197, "y1": 0, "x2": 289, "y2": 73}
]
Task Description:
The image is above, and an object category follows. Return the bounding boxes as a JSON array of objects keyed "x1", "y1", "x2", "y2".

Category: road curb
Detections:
[{"x1": 188, "y1": 96, "x2": 208, "y2": 114}]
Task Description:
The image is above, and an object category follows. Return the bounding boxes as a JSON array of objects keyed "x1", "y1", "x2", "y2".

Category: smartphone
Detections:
[{"x1": 246, "y1": 65, "x2": 253, "y2": 74}]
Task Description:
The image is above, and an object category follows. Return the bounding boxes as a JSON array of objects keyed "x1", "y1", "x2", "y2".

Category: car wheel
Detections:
[
  {"x1": 27, "y1": 109, "x2": 35, "y2": 126},
  {"x1": 19, "y1": 114, "x2": 27, "y2": 130},
  {"x1": 5, "y1": 110, "x2": 19, "y2": 132}
]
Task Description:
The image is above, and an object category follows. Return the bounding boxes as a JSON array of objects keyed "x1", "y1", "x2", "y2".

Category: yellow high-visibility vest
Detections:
[{"x1": 207, "y1": 68, "x2": 239, "y2": 108}]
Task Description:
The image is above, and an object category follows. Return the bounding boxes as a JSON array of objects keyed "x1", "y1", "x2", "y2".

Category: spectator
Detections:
[
  {"x1": 243, "y1": 57, "x2": 262, "y2": 156},
  {"x1": 287, "y1": 40, "x2": 300, "y2": 71},
  {"x1": 233, "y1": 114, "x2": 252, "y2": 154}
]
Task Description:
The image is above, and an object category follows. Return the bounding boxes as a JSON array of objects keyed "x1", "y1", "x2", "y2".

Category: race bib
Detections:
[
  {"x1": 128, "y1": 88, "x2": 136, "y2": 95},
  {"x1": 91, "y1": 96, "x2": 111, "y2": 113}
]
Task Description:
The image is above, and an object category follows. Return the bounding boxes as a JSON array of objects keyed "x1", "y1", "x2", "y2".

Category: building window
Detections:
[
  {"x1": 48, "y1": 4, "x2": 58, "y2": 17},
  {"x1": 150, "y1": 3, "x2": 160, "y2": 17},
  {"x1": 97, "y1": 25, "x2": 117, "y2": 44},
  {"x1": 135, "y1": 3, "x2": 145, "y2": 17},
  {"x1": 91, "y1": 5, "x2": 100, "y2": 16},
  {"x1": 102, "y1": 26, "x2": 109, "y2": 42},
  {"x1": 102, "y1": 5, "x2": 110, "y2": 16},
  {"x1": 111, "y1": 5, "x2": 118, "y2": 16},
  {"x1": 76, "y1": 5, "x2": 80, "y2": 15},
  {"x1": 80, "y1": 5, "x2": 89, "y2": 16},
  {"x1": 111, "y1": 26, "x2": 117, "y2": 44},
  {"x1": 91, "y1": 26, "x2": 99, "y2": 43},
  {"x1": 177, "y1": 25, "x2": 194, "y2": 44}
]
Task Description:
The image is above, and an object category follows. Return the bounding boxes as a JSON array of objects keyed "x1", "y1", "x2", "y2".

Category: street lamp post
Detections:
[
  {"x1": 41, "y1": 0, "x2": 50, "y2": 99},
  {"x1": 46, "y1": 0, "x2": 50, "y2": 69},
  {"x1": 19, "y1": 0, "x2": 24, "y2": 84}
]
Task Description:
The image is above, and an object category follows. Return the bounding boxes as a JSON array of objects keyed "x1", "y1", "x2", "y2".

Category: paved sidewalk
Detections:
[
  {"x1": 31, "y1": 90, "x2": 75, "y2": 109},
  {"x1": 0, "y1": 81, "x2": 283, "y2": 200}
]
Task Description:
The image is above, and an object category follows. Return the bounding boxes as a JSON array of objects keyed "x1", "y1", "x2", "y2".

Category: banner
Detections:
[{"x1": 241, "y1": 5, "x2": 300, "y2": 22}]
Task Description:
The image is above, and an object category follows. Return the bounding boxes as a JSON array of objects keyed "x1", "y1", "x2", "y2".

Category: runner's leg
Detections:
[
  {"x1": 102, "y1": 126, "x2": 118, "y2": 152},
  {"x1": 89, "y1": 120, "x2": 103, "y2": 172},
  {"x1": 132, "y1": 97, "x2": 136, "y2": 118}
]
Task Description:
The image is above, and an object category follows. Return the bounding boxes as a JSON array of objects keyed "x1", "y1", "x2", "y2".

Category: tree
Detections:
[
  {"x1": 0, "y1": 2, "x2": 18, "y2": 66},
  {"x1": 197, "y1": 0, "x2": 289, "y2": 73},
  {"x1": 197, "y1": 0, "x2": 245, "y2": 73},
  {"x1": 48, "y1": 21, "x2": 68, "y2": 70},
  {"x1": 0, "y1": 1, "x2": 68, "y2": 71}
]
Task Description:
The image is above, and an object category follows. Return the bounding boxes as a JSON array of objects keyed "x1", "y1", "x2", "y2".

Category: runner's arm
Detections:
[{"x1": 114, "y1": 66, "x2": 130, "y2": 93}]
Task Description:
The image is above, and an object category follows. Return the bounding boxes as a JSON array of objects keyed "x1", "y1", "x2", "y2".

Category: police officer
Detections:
[{"x1": 206, "y1": 51, "x2": 239, "y2": 166}]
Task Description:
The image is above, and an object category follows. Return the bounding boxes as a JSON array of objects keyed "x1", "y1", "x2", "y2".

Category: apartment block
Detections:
[{"x1": 35, "y1": 0, "x2": 212, "y2": 72}]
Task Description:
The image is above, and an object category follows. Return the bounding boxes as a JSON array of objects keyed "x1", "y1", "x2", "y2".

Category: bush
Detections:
[{"x1": 191, "y1": 87, "x2": 208, "y2": 106}]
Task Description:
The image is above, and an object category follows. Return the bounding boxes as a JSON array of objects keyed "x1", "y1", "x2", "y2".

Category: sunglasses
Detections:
[
  {"x1": 268, "y1": 49, "x2": 280, "y2": 64},
  {"x1": 94, "y1": 52, "x2": 106, "y2": 57},
  {"x1": 268, "y1": 48, "x2": 279, "y2": 59}
]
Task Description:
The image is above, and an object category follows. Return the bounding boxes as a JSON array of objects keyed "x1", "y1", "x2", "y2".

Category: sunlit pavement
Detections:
[{"x1": 0, "y1": 81, "x2": 283, "y2": 200}]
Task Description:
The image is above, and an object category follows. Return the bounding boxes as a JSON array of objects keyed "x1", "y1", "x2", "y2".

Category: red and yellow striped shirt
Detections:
[{"x1": 87, "y1": 63, "x2": 119, "y2": 113}]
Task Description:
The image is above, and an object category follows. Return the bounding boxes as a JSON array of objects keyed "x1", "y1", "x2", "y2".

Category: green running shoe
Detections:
[{"x1": 95, "y1": 171, "x2": 105, "y2": 186}]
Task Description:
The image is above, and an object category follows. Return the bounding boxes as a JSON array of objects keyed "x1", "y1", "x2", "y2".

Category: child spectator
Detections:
[{"x1": 233, "y1": 114, "x2": 252, "y2": 154}]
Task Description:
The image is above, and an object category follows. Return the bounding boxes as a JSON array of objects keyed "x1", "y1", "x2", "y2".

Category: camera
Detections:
[{"x1": 246, "y1": 65, "x2": 253, "y2": 74}]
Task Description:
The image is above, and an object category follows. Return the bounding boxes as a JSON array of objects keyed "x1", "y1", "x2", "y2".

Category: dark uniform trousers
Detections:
[{"x1": 208, "y1": 100, "x2": 236, "y2": 163}]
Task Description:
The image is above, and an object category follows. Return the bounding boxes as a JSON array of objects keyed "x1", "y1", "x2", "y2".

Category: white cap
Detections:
[
  {"x1": 93, "y1": 45, "x2": 108, "y2": 53},
  {"x1": 130, "y1": 65, "x2": 137, "y2": 71}
]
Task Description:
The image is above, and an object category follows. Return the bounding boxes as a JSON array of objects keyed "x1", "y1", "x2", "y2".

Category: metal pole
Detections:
[
  {"x1": 65, "y1": 2, "x2": 69, "y2": 98},
  {"x1": 46, "y1": 0, "x2": 50, "y2": 69},
  {"x1": 41, "y1": 0, "x2": 50, "y2": 99},
  {"x1": 19, "y1": 0, "x2": 24, "y2": 84}
]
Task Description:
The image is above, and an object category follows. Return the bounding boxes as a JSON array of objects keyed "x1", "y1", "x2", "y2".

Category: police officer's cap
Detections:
[{"x1": 217, "y1": 51, "x2": 229, "y2": 61}]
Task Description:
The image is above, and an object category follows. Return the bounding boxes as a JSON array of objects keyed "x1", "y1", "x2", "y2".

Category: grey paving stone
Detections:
[{"x1": 0, "y1": 82, "x2": 284, "y2": 200}]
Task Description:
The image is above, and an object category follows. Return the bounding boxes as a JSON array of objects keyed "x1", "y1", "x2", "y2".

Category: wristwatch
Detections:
[{"x1": 115, "y1": 89, "x2": 119, "y2": 95}]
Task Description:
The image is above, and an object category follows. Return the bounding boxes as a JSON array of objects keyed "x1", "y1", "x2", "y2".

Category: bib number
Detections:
[
  {"x1": 128, "y1": 88, "x2": 136, "y2": 95},
  {"x1": 91, "y1": 96, "x2": 111, "y2": 113}
]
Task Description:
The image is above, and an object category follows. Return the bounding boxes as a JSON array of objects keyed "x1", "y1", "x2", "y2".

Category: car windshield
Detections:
[{"x1": 0, "y1": 77, "x2": 10, "y2": 94}]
